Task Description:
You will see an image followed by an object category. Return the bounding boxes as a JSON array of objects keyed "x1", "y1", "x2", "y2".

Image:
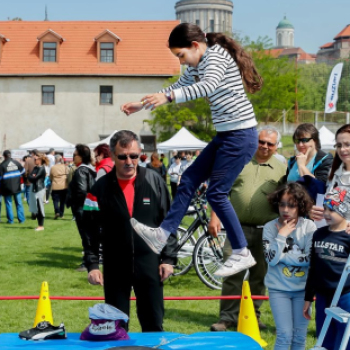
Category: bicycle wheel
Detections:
[
  {"x1": 193, "y1": 231, "x2": 226, "y2": 290},
  {"x1": 173, "y1": 227, "x2": 196, "y2": 276}
]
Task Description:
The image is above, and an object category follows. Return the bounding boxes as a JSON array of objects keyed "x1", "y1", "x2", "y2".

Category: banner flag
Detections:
[{"x1": 325, "y1": 62, "x2": 344, "y2": 113}]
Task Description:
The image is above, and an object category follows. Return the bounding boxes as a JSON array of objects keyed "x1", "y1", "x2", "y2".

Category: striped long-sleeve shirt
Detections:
[{"x1": 161, "y1": 44, "x2": 257, "y2": 132}]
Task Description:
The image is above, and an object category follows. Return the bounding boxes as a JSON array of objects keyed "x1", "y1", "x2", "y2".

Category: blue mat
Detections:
[{"x1": 0, "y1": 332, "x2": 262, "y2": 349}]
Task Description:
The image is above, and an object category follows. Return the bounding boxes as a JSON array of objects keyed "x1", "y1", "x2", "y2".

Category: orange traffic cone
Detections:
[
  {"x1": 237, "y1": 280, "x2": 268, "y2": 347},
  {"x1": 33, "y1": 281, "x2": 54, "y2": 327}
]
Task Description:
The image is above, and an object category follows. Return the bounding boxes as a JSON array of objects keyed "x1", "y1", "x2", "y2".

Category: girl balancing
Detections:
[{"x1": 121, "y1": 23, "x2": 262, "y2": 277}]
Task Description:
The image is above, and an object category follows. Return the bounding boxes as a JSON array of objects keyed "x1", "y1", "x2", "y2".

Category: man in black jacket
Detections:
[
  {"x1": 0, "y1": 150, "x2": 25, "y2": 224},
  {"x1": 85, "y1": 130, "x2": 176, "y2": 332}
]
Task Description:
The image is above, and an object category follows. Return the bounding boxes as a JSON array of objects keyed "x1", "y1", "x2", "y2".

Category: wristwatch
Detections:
[{"x1": 165, "y1": 91, "x2": 173, "y2": 103}]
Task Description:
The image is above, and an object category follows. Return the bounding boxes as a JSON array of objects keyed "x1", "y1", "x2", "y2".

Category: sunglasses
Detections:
[
  {"x1": 258, "y1": 140, "x2": 276, "y2": 148},
  {"x1": 294, "y1": 138, "x2": 313, "y2": 144},
  {"x1": 116, "y1": 154, "x2": 140, "y2": 160},
  {"x1": 278, "y1": 202, "x2": 297, "y2": 209}
]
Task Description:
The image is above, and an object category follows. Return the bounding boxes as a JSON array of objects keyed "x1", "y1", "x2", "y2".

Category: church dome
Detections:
[{"x1": 277, "y1": 16, "x2": 294, "y2": 29}]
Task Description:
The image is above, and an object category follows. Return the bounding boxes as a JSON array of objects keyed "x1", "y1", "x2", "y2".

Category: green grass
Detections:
[{"x1": 0, "y1": 199, "x2": 317, "y2": 349}]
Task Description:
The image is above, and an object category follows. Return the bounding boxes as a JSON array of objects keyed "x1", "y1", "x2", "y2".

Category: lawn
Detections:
[{"x1": 0, "y1": 198, "x2": 317, "y2": 349}]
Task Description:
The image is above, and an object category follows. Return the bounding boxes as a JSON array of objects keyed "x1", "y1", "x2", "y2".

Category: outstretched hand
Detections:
[
  {"x1": 120, "y1": 102, "x2": 143, "y2": 116},
  {"x1": 140, "y1": 93, "x2": 168, "y2": 110},
  {"x1": 276, "y1": 219, "x2": 296, "y2": 237}
]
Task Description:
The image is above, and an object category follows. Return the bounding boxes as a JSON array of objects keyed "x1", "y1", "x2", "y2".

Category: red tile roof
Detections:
[
  {"x1": 334, "y1": 24, "x2": 350, "y2": 40},
  {"x1": 320, "y1": 42, "x2": 334, "y2": 49},
  {"x1": 0, "y1": 21, "x2": 180, "y2": 76}
]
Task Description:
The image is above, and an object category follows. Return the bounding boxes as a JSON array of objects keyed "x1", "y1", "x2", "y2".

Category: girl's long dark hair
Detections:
[
  {"x1": 329, "y1": 124, "x2": 350, "y2": 180},
  {"x1": 168, "y1": 23, "x2": 263, "y2": 93}
]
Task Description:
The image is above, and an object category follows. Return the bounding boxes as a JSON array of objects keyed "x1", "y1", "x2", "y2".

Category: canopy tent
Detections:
[
  {"x1": 18, "y1": 128, "x2": 75, "y2": 152},
  {"x1": 157, "y1": 127, "x2": 208, "y2": 151},
  {"x1": 319, "y1": 125, "x2": 335, "y2": 150},
  {"x1": 87, "y1": 130, "x2": 118, "y2": 149}
]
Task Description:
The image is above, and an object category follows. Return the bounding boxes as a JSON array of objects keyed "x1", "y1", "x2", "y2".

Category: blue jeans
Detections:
[
  {"x1": 161, "y1": 127, "x2": 258, "y2": 249},
  {"x1": 5, "y1": 192, "x2": 25, "y2": 224},
  {"x1": 316, "y1": 292, "x2": 350, "y2": 350},
  {"x1": 269, "y1": 289, "x2": 309, "y2": 350},
  {"x1": 24, "y1": 185, "x2": 31, "y2": 205}
]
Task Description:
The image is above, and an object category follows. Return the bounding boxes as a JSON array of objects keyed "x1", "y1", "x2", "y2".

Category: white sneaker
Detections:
[
  {"x1": 130, "y1": 218, "x2": 167, "y2": 254},
  {"x1": 214, "y1": 250, "x2": 256, "y2": 277}
]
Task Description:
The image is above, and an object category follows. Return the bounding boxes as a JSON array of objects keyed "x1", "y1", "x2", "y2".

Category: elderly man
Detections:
[
  {"x1": 210, "y1": 126, "x2": 286, "y2": 331},
  {"x1": 0, "y1": 150, "x2": 25, "y2": 224},
  {"x1": 50, "y1": 155, "x2": 68, "y2": 219},
  {"x1": 84, "y1": 130, "x2": 176, "y2": 332}
]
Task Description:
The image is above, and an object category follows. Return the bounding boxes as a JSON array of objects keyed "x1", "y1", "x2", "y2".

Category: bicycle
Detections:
[{"x1": 172, "y1": 186, "x2": 226, "y2": 290}]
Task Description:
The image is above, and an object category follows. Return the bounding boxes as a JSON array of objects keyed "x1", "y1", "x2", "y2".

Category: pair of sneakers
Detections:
[{"x1": 130, "y1": 218, "x2": 256, "y2": 277}]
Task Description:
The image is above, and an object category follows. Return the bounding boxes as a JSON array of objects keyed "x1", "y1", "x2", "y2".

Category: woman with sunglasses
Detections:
[
  {"x1": 287, "y1": 123, "x2": 333, "y2": 184},
  {"x1": 28, "y1": 152, "x2": 49, "y2": 231},
  {"x1": 311, "y1": 124, "x2": 350, "y2": 222}
]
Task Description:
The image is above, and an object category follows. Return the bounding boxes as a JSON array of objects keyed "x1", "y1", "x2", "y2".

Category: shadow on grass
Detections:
[{"x1": 23, "y1": 247, "x2": 84, "y2": 269}]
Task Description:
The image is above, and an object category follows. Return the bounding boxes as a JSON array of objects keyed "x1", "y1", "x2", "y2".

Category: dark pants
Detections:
[
  {"x1": 37, "y1": 199, "x2": 44, "y2": 226},
  {"x1": 52, "y1": 189, "x2": 67, "y2": 217},
  {"x1": 170, "y1": 182, "x2": 178, "y2": 199},
  {"x1": 72, "y1": 207, "x2": 90, "y2": 255},
  {"x1": 104, "y1": 267, "x2": 164, "y2": 332},
  {"x1": 219, "y1": 225, "x2": 267, "y2": 323},
  {"x1": 161, "y1": 128, "x2": 258, "y2": 249}
]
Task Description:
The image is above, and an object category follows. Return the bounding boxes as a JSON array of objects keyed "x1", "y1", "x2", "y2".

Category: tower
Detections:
[
  {"x1": 276, "y1": 16, "x2": 294, "y2": 48},
  {"x1": 175, "y1": 0, "x2": 233, "y2": 34}
]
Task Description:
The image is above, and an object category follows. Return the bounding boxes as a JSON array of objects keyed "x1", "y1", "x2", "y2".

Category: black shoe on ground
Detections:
[
  {"x1": 19, "y1": 321, "x2": 66, "y2": 340},
  {"x1": 258, "y1": 320, "x2": 267, "y2": 330},
  {"x1": 210, "y1": 320, "x2": 237, "y2": 331},
  {"x1": 76, "y1": 263, "x2": 87, "y2": 272}
]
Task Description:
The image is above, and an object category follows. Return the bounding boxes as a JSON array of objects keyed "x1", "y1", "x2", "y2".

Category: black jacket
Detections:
[
  {"x1": 0, "y1": 158, "x2": 24, "y2": 195},
  {"x1": 66, "y1": 164, "x2": 96, "y2": 210},
  {"x1": 287, "y1": 149, "x2": 333, "y2": 184},
  {"x1": 305, "y1": 226, "x2": 350, "y2": 301},
  {"x1": 28, "y1": 166, "x2": 46, "y2": 192},
  {"x1": 84, "y1": 166, "x2": 177, "y2": 276}
]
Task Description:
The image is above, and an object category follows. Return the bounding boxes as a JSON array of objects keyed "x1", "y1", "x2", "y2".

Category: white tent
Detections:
[
  {"x1": 157, "y1": 127, "x2": 208, "y2": 151},
  {"x1": 87, "y1": 130, "x2": 118, "y2": 149},
  {"x1": 18, "y1": 128, "x2": 75, "y2": 152},
  {"x1": 319, "y1": 125, "x2": 335, "y2": 150}
]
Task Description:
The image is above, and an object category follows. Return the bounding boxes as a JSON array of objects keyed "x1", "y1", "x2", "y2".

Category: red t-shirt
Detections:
[{"x1": 118, "y1": 177, "x2": 136, "y2": 217}]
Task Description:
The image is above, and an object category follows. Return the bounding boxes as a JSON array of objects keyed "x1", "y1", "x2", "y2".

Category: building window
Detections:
[
  {"x1": 196, "y1": 19, "x2": 200, "y2": 27},
  {"x1": 210, "y1": 20, "x2": 215, "y2": 32},
  {"x1": 43, "y1": 42, "x2": 57, "y2": 62},
  {"x1": 42, "y1": 86, "x2": 55, "y2": 105},
  {"x1": 100, "y1": 86, "x2": 113, "y2": 105},
  {"x1": 100, "y1": 43, "x2": 114, "y2": 62}
]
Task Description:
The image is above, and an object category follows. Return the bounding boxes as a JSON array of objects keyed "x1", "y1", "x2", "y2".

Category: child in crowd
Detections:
[
  {"x1": 303, "y1": 186, "x2": 350, "y2": 350},
  {"x1": 121, "y1": 22, "x2": 263, "y2": 277},
  {"x1": 263, "y1": 182, "x2": 316, "y2": 350}
]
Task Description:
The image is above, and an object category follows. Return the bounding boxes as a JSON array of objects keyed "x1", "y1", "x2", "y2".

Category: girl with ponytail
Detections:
[{"x1": 121, "y1": 23, "x2": 263, "y2": 277}]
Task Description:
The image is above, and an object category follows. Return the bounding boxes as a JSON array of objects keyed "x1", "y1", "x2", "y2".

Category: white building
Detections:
[
  {"x1": 175, "y1": 0, "x2": 233, "y2": 34},
  {"x1": 276, "y1": 16, "x2": 294, "y2": 49}
]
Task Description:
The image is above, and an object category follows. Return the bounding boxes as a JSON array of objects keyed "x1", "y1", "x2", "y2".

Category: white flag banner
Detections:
[{"x1": 325, "y1": 62, "x2": 344, "y2": 113}]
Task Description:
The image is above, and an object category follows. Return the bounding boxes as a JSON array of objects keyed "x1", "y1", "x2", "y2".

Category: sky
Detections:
[{"x1": 1, "y1": 0, "x2": 350, "y2": 54}]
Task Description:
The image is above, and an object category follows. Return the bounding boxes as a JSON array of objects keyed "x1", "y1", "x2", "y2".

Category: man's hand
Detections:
[
  {"x1": 303, "y1": 301, "x2": 312, "y2": 320},
  {"x1": 208, "y1": 211, "x2": 221, "y2": 238},
  {"x1": 309, "y1": 205, "x2": 324, "y2": 221},
  {"x1": 159, "y1": 264, "x2": 173, "y2": 282},
  {"x1": 276, "y1": 219, "x2": 296, "y2": 237},
  {"x1": 88, "y1": 269, "x2": 104, "y2": 286}
]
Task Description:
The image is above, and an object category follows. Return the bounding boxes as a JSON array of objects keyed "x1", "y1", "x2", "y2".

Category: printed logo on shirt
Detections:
[{"x1": 143, "y1": 198, "x2": 150, "y2": 205}]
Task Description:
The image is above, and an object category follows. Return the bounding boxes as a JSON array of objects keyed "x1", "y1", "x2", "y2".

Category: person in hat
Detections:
[{"x1": 304, "y1": 186, "x2": 350, "y2": 350}]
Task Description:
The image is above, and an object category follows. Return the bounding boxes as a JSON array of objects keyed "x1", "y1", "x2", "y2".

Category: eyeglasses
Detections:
[
  {"x1": 278, "y1": 202, "x2": 297, "y2": 209},
  {"x1": 334, "y1": 143, "x2": 350, "y2": 150},
  {"x1": 258, "y1": 140, "x2": 276, "y2": 148},
  {"x1": 294, "y1": 138, "x2": 313, "y2": 144},
  {"x1": 116, "y1": 154, "x2": 140, "y2": 160}
]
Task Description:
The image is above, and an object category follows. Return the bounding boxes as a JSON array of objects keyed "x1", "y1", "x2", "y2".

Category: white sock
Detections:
[{"x1": 231, "y1": 247, "x2": 248, "y2": 256}]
